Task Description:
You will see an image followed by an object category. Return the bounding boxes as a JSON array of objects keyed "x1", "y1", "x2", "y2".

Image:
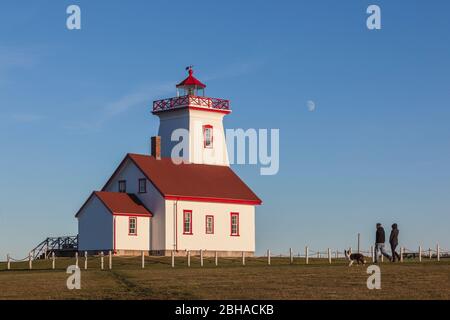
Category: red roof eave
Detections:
[{"x1": 165, "y1": 195, "x2": 262, "y2": 206}]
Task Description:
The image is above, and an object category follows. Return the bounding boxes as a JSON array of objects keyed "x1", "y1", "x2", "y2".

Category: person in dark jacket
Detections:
[
  {"x1": 390, "y1": 223, "x2": 401, "y2": 262},
  {"x1": 374, "y1": 223, "x2": 392, "y2": 263}
]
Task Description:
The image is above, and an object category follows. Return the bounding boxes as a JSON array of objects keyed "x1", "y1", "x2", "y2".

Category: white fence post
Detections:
[
  {"x1": 7, "y1": 254, "x2": 10, "y2": 270},
  {"x1": 187, "y1": 251, "x2": 191, "y2": 267},
  {"x1": 437, "y1": 244, "x2": 440, "y2": 262},
  {"x1": 419, "y1": 246, "x2": 422, "y2": 262},
  {"x1": 100, "y1": 252, "x2": 104, "y2": 270},
  {"x1": 84, "y1": 251, "x2": 88, "y2": 270},
  {"x1": 429, "y1": 248, "x2": 432, "y2": 259},
  {"x1": 242, "y1": 251, "x2": 245, "y2": 266},
  {"x1": 171, "y1": 251, "x2": 175, "y2": 268},
  {"x1": 200, "y1": 250, "x2": 204, "y2": 267},
  {"x1": 371, "y1": 246, "x2": 374, "y2": 262},
  {"x1": 108, "y1": 250, "x2": 112, "y2": 270},
  {"x1": 381, "y1": 254, "x2": 384, "y2": 263},
  {"x1": 29, "y1": 252, "x2": 32, "y2": 270},
  {"x1": 317, "y1": 251, "x2": 320, "y2": 259},
  {"x1": 289, "y1": 248, "x2": 293, "y2": 264},
  {"x1": 215, "y1": 251, "x2": 218, "y2": 266},
  {"x1": 400, "y1": 247, "x2": 404, "y2": 263},
  {"x1": 75, "y1": 252, "x2": 79, "y2": 268},
  {"x1": 328, "y1": 248, "x2": 331, "y2": 264},
  {"x1": 335, "y1": 250, "x2": 338, "y2": 259},
  {"x1": 52, "y1": 252, "x2": 55, "y2": 270},
  {"x1": 267, "y1": 249, "x2": 271, "y2": 265},
  {"x1": 305, "y1": 246, "x2": 309, "y2": 265},
  {"x1": 141, "y1": 251, "x2": 145, "y2": 269}
]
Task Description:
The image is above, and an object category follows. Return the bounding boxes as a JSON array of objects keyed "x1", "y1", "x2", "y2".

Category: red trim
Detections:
[
  {"x1": 205, "y1": 215, "x2": 214, "y2": 234},
  {"x1": 203, "y1": 125, "x2": 213, "y2": 149},
  {"x1": 152, "y1": 95, "x2": 230, "y2": 113},
  {"x1": 183, "y1": 210, "x2": 193, "y2": 235},
  {"x1": 152, "y1": 106, "x2": 231, "y2": 115},
  {"x1": 165, "y1": 195, "x2": 261, "y2": 205},
  {"x1": 112, "y1": 213, "x2": 151, "y2": 217},
  {"x1": 230, "y1": 212, "x2": 240, "y2": 236},
  {"x1": 128, "y1": 217, "x2": 137, "y2": 236}
]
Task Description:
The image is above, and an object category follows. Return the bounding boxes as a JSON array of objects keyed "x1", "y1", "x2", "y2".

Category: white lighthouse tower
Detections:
[{"x1": 152, "y1": 67, "x2": 231, "y2": 166}]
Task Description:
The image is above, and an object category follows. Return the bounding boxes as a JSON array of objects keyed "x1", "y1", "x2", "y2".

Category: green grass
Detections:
[{"x1": 0, "y1": 256, "x2": 449, "y2": 300}]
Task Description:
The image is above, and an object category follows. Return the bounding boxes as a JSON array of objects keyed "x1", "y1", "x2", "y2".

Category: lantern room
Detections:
[{"x1": 176, "y1": 66, "x2": 206, "y2": 96}]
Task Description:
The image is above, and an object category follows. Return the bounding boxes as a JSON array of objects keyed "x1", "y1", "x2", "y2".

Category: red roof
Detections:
[
  {"x1": 75, "y1": 191, "x2": 153, "y2": 217},
  {"x1": 176, "y1": 68, "x2": 206, "y2": 88},
  {"x1": 104, "y1": 154, "x2": 262, "y2": 205}
]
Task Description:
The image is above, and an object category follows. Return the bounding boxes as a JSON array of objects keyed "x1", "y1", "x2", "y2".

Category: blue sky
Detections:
[{"x1": 1, "y1": 0, "x2": 450, "y2": 259}]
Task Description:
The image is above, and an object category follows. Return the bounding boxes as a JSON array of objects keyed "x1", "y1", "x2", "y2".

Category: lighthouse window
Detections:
[
  {"x1": 129, "y1": 217, "x2": 137, "y2": 236},
  {"x1": 183, "y1": 210, "x2": 193, "y2": 235},
  {"x1": 230, "y1": 212, "x2": 239, "y2": 236},
  {"x1": 118, "y1": 180, "x2": 127, "y2": 193},
  {"x1": 203, "y1": 125, "x2": 213, "y2": 148},
  {"x1": 206, "y1": 215, "x2": 214, "y2": 234}
]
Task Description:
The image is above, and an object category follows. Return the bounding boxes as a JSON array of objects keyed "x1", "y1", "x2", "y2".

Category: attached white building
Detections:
[{"x1": 76, "y1": 68, "x2": 262, "y2": 256}]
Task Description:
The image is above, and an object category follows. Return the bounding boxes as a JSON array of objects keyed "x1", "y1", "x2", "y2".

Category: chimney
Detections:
[{"x1": 151, "y1": 136, "x2": 161, "y2": 160}]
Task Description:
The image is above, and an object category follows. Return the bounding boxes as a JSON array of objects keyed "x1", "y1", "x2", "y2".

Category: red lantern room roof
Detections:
[{"x1": 176, "y1": 67, "x2": 206, "y2": 89}]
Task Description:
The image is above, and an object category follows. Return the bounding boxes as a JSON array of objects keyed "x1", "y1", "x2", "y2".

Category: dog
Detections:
[{"x1": 344, "y1": 248, "x2": 366, "y2": 267}]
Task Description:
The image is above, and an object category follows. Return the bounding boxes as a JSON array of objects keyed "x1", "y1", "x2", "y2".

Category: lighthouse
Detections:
[
  {"x1": 76, "y1": 67, "x2": 261, "y2": 257},
  {"x1": 152, "y1": 67, "x2": 230, "y2": 166}
]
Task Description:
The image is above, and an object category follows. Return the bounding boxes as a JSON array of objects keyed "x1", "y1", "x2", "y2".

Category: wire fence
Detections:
[{"x1": 1, "y1": 244, "x2": 448, "y2": 271}]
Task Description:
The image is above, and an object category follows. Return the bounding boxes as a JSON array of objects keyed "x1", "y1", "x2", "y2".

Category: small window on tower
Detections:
[
  {"x1": 203, "y1": 125, "x2": 213, "y2": 148},
  {"x1": 138, "y1": 178, "x2": 146, "y2": 193},
  {"x1": 118, "y1": 180, "x2": 126, "y2": 193}
]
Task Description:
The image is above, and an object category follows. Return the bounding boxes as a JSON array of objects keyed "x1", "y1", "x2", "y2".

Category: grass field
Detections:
[{"x1": 0, "y1": 256, "x2": 449, "y2": 300}]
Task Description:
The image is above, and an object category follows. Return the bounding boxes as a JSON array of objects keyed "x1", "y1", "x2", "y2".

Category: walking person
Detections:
[
  {"x1": 374, "y1": 223, "x2": 392, "y2": 263},
  {"x1": 390, "y1": 223, "x2": 401, "y2": 262}
]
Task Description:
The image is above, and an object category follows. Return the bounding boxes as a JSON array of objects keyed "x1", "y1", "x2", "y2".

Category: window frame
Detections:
[
  {"x1": 118, "y1": 180, "x2": 127, "y2": 193},
  {"x1": 205, "y1": 215, "x2": 214, "y2": 234},
  {"x1": 183, "y1": 210, "x2": 193, "y2": 235},
  {"x1": 230, "y1": 212, "x2": 240, "y2": 236},
  {"x1": 138, "y1": 178, "x2": 147, "y2": 194},
  {"x1": 203, "y1": 125, "x2": 213, "y2": 149},
  {"x1": 128, "y1": 217, "x2": 137, "y2": 236}
]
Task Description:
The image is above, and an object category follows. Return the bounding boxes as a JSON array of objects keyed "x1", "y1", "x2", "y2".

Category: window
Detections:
[
  {"x1": 118, "y1": 180, "x2": 126, "y2": 193},
  {"x1": 203, "y1": 125, "x2": 213, "y2": 148},
  {"x1": 230, "y1": 212, "x2": 239, "y2": 236},
  {"x1": 205, "y1": 215, "x2": 214, "y2": 234},
  {"x1": 183, "y1": 210, "x2": 193, "y2": 235},
  {"x1": 138, "y1": 178, "x2": 147, "y2": 193},
  {"x1": 129, "y1": 217, "x2": 137, "y2": 235}
]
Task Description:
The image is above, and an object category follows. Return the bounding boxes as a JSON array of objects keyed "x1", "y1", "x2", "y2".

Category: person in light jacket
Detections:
[{"x1": 390, "y1": 223, "x2": 401, "y2": 262}]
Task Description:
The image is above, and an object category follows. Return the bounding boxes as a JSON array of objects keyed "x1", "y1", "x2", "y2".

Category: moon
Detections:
[{"x1": 307, "y1": 100, "x2": 316, "y2": 112}]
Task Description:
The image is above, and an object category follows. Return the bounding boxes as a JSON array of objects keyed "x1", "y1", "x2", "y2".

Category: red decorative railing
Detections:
[{"x1": 153, "y1": 95, "x2": 230, "y2": 113}]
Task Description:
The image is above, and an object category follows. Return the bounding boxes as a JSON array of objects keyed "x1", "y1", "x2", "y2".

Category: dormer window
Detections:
[
  {"x1": 118, "y1": 180, "x2": 127, "y2": 193},
  {"x1": 138, "y1": 178, "x2": 147, "y2": 193},
  {"x1": 203, "y1": 125, "x2": 213, "y2": 148}
]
